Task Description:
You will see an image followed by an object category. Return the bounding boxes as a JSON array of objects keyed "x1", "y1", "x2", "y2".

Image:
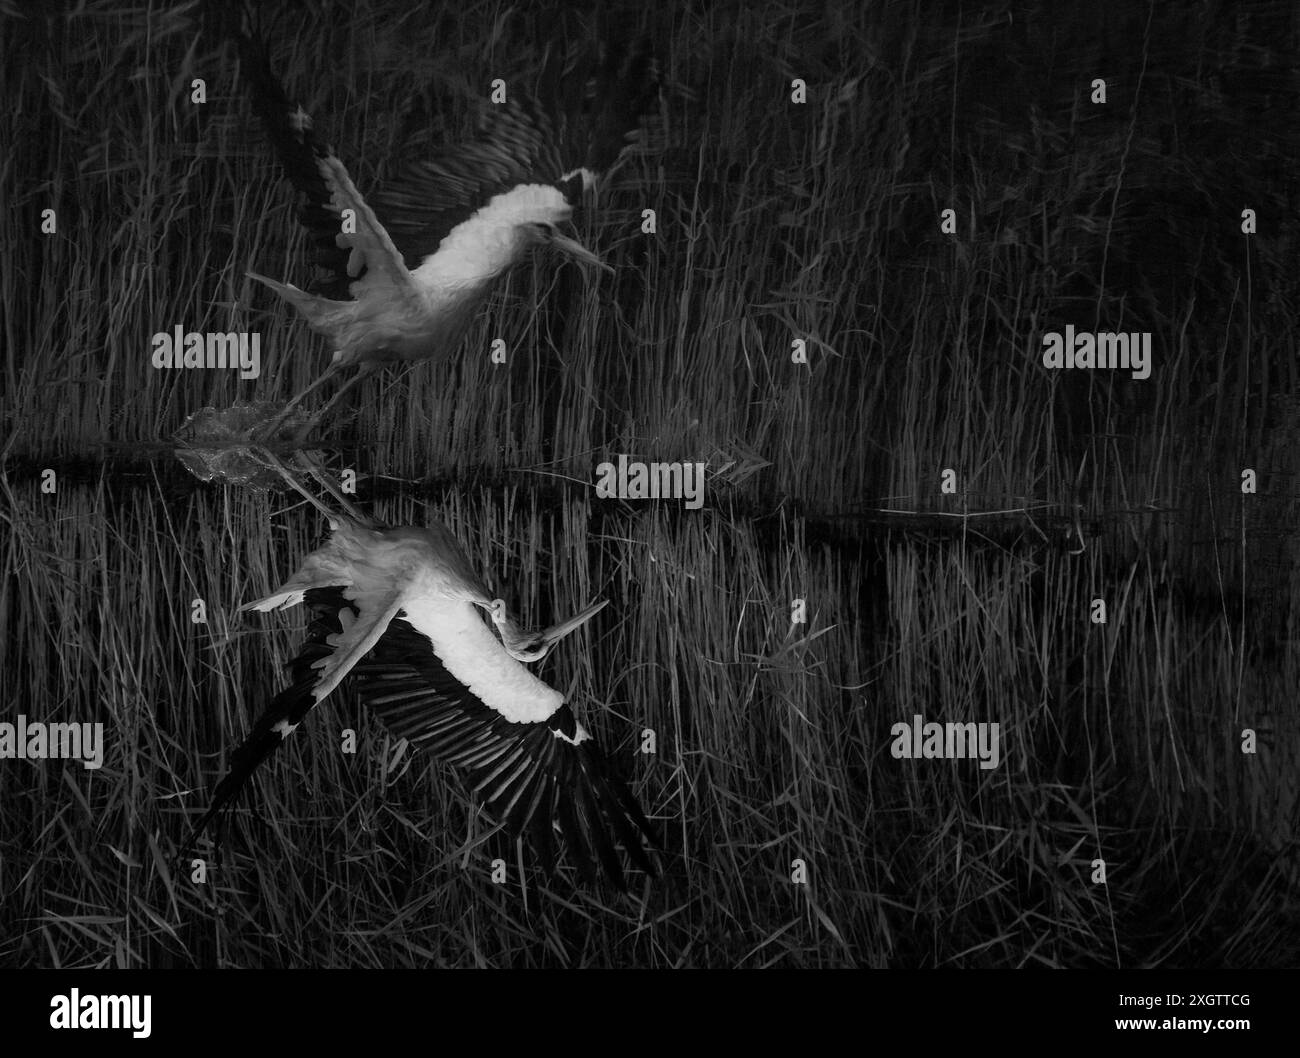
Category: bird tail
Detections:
[
  {"x1": 247, "y1": 270, "x2": 313, "y2": 310},
  {"x1": 241, "y1": 516, "x2": 381, "y2": 615},
  {"x1": 246, "y1": 271, "x2": 346, "y2": 334}
]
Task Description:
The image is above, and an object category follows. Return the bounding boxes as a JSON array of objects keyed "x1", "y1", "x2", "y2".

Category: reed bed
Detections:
[
  {"x1": 1, "y1": 0, "x2": 1297, "y2": 966},
  {"x1": 3, "y1": 477, "x2": 1296, "y2": 966}
]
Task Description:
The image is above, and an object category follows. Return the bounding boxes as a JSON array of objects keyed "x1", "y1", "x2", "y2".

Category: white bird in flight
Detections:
[
  {"x1": 190, "y1": 515, "x2": 658, "y2": 887},
  {"x1": 233, "y1": 23, "x2": 658, "y2": 438}
]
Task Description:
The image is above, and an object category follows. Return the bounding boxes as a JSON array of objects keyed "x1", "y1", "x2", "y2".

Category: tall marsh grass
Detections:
[{"x1": 1, "y1": 0, "x2": 1297, "y2": 966}]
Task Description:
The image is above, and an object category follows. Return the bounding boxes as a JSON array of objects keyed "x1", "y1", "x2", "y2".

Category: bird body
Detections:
[
  {"x1": 411, "y1": 183, "x2": 577, "y2": 290},
  {"x1": 248, "y1": 176, "x2": 590, "y2": 368},
  {"x1": 192, "y1": 517, "x2": 655, "y2": 886}
]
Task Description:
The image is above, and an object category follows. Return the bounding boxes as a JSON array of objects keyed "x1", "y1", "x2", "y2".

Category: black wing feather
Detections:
[
  {"x1": 188, "y1": 586, "x2": 353, "y2": 849},
  {"x1": 574, "y1": 763, "x2": 626, "y2": 889},
  {"x1": 230, "y1": 22, "x2": 355, "y2": 299},
  {"x1": 354, "y1": 614, "x2": 657, "y2": 887},
  {"x1": 527, "y1": 783, "x2": 558, "y2": 877},
  {"x1": 369, "y1": 102, "x2": 559, "y2": 262},
  {"x1": 372, "y1": 40, "x2": 658, "y2": 261},
  {"x1": 552, "y1": 771, "x2": 598, "y2": 886},
  {"x1": 573, "y1": 38, "x2": 659, "y2": 177}
]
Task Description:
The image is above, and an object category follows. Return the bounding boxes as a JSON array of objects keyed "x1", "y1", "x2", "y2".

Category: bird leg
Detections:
[
  {"x1": 248, "y1": 445, "x2": 375, "y2": 528},
  {"x1": 256, "y1": 361, "x2": 344, "y2": 443},
  {"x1": 287, "y1": 365, "x2": 373, "y2": 443},
  {"x1": 293, "y1": 450, "x2": 373, "y2": 526},
  {"x1": 250, "y1": 446, "x2": 337, "y2": 519}
]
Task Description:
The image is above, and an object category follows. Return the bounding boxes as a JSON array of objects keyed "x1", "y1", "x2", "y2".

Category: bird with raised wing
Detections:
[
  {"x1": 233, "y1": 23, "x2": 658, "y2": 438},
  {"x1": 189, "y1": 516, "x2": 657, "y2": 887}
]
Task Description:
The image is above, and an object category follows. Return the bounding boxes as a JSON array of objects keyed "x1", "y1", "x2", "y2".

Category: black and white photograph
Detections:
[{"x1": 0, "y1": 0, "x2": 1296, "y2": 1022}]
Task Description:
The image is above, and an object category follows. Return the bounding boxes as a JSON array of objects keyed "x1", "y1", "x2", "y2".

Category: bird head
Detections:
[
  {"x1": 487, "y1": 598, "x2": 553, "y2": 662},
  {"x1": 531, "y1": 223, "x2": 613, "y2": 275},
  {"x1": 484, "y1": 597, "x2": 609, "y2": 663}
]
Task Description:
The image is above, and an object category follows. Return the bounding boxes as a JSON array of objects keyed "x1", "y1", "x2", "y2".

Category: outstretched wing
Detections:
[
  {"x1": 368, "y1": 91, "x2": 564, "y2": 262},
  {"x1": 230, "y1": 22, "x2": 358, "y2": 298},
  {"x1": 354, "y1": 612, "x2": 658, "y2": 888},
  {"x1": 188, "y1": 586, "x2": 366, "y2": 845},
  {"x1": 313, "y1": 152, "x2": 423, "y2": 305},
  {"x1": 371, "y1": 39, "x2": 658, "y2": 261},
  {"x1": 191, "y1": 585, "x2": 657, "y2": 886},
  {"x1": 232, "y1": 22, "x2": 657, "y2": 297}
]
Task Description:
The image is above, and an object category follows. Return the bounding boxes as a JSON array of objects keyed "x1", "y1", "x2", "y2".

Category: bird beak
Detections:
[
  {"x1": 540, "y1": 599, "x2": 609, "y2": 647},
  {"x1": 548, "y1": 232, "x2": 614, "y2": 275},
  {"x1": 481, "y1": 597, "x2": 608, "y2": 662}
]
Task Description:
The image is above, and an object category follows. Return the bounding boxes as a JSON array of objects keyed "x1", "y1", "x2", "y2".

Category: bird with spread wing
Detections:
[
  {"x1": 190, "y1": 515, "x2": 658, "y2": 888},
  {"x1": 231, "y1": 18, "x2": 658, "y2": 438}
]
